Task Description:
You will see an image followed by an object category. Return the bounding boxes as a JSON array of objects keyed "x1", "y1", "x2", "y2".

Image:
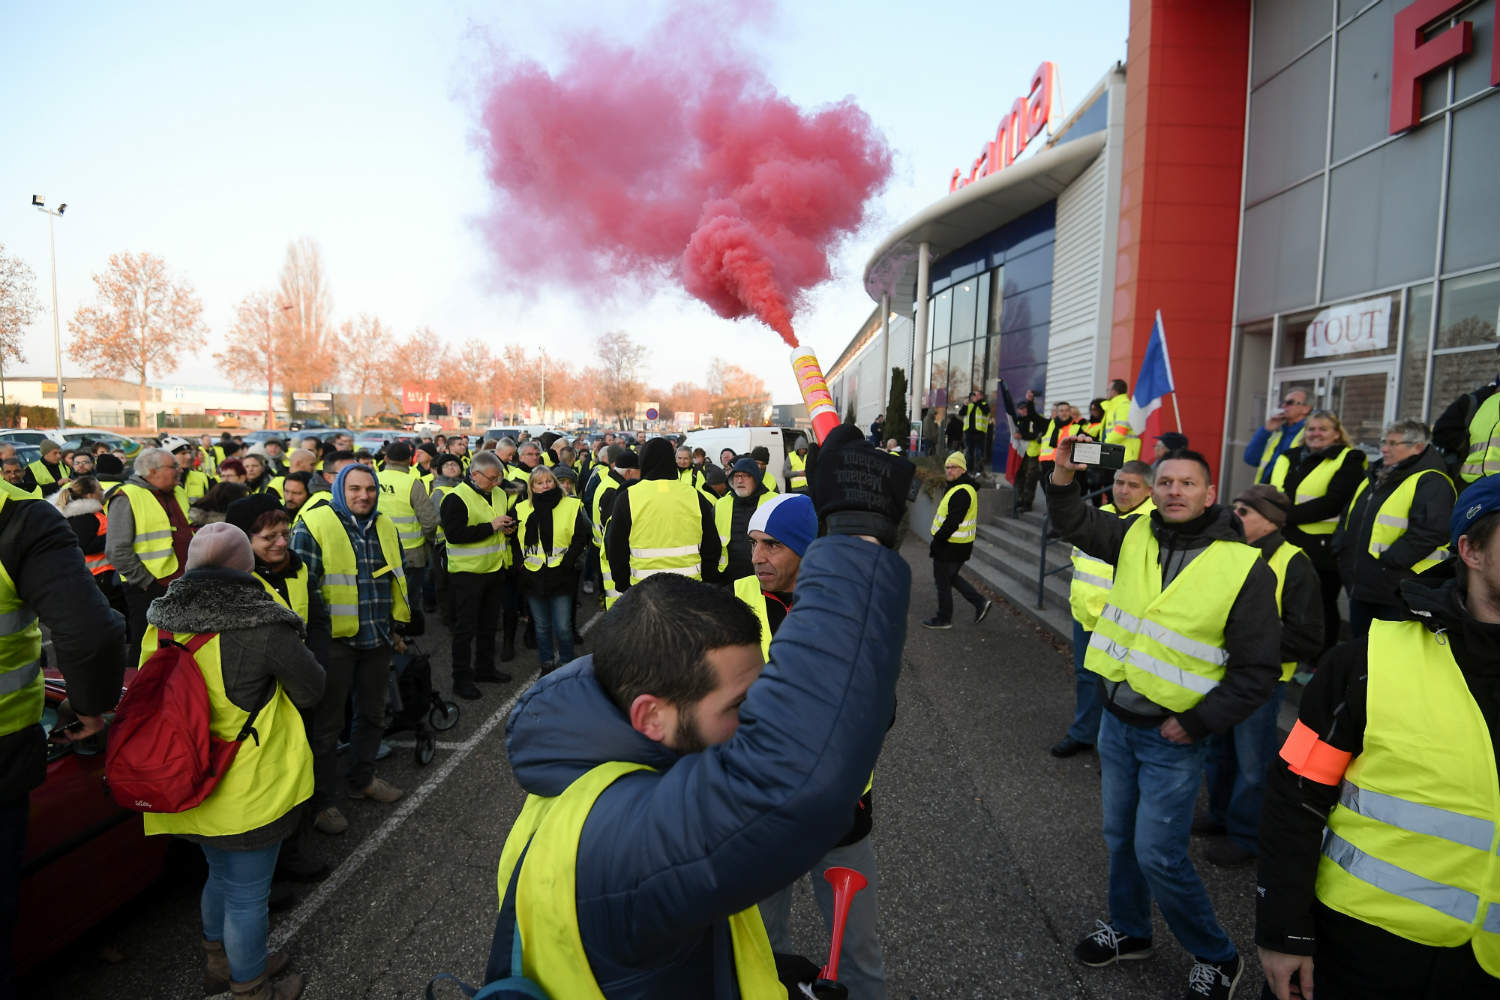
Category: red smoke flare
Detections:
[{"x1": 475, "y1": 11, "x2": 892, "y2": 348}]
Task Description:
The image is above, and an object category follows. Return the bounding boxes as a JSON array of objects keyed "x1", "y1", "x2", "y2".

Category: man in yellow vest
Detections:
[
  {"x1": 1048, "y1": 440, "x2": 1281, "y2": 998},
  {"x1": 289, "y1": 463, "x2": 411, "y2": 836},
  {"x1": 105, "y1": 447, "x2": 196, "y2": 668},
  {"x1": 960, "y1": 389, "x2": 992, "y2": 476},
  {"x1": 436, "y1": 451, "x2": 518, "y2": 699},
  {"x1": 1431, "y1": 347, "x2": 1499, "y2": 485},
  {"x1": 0, "y1": 477, "x2": 125, "y2": 997},
  {"x1": 482, "y1": 424, "x2": 913, "y2": 997},
  {"x1": 781, "y1": 437, "x2": 810, "y2": 494},
  {"x1": 740, "y1": 493, "x2": 891, "y2": 999},
  {"x1": 1052, "y1": 459, "x2": 1155, "y2": 758},
  {"x1": 164, "y1": 436, "x2": 213, "y2": 501},
  {"x1": 1333, "y1": 419, "x2": 1455, "y2": 637},
  {"x1": 1256, "y1": 473, "x2": 1500, "y2": 999},
  {"x1": 921, "y1": 452, "x2": 992, "y2": 629},
  {"x1": 22, "y1": 441, "x2": 67, "y2": 498},
  {"x1": 1198, "y1": 485, "x2": 1323, "y2": 871},
  {"x1": 604, "y1": 439, "x2": 720, "y2": 606},
  {"x1": 1102, "y1": 378, "x2": 1143, "y2": 463},
  {"x1": 715, "y1": 457, "x2": 774, "y2": 582},
  {"x1": 1243, "y1": 387, "x2": 1311, "y2": 485},
  {"x1": 376, "y1": 442, "x2": 438, "y2": 623},
  {"x1": 1002, "y1": 385, "x2": 1047, "y2": 515}
]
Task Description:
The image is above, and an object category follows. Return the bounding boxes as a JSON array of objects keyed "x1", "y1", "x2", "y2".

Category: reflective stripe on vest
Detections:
[
  {"x1": 964, "y1": 403, "x2": 990, "y2": 433},
  {"x1": 1460, "y1": 392, "x2": 1500, "y2": 483},
  {"x1": 1256, "y1": 425, "x2": 1305, "y2": 484},
  {"x1": 624, "y1": 480, "x2": 703, "y2": 583},
  {"x1": 1346, "y1": 468, "x2": 1454, "y2": 573},
  {"x1": 1266, "y1": 539, "x2": 1304, "y2": 682},
  {"x1": 117, "y1": 483, "x2": 191, "y2": 581},
  {"x1": 298, "y1": 504, "x2": 409, "y2": 638},
  {"x1": 376, "y1": 468, "x2": 422, "y2": 550},
  {"x1": 1067, "y1": 501, "x2": 1154, "y2": 630},
  {"x1": 1275, "y1": 447, "x2": 1358, "y2": 534},
  {"x1": 0, "y1": 488, "x2": 44, "y2": 739},
  {"x1": 1038, "y1": 420, "x2": 1081, "y2": 462},
  {"x1": 430, "y1": 486, "x2": 449, "y2": 544},
  {"x1": 931, "y1": 482, "x2": 978, "y2": 544},
  {"x1": 733, "y1": 574, "x2": 773, "y2": 660},
  {"x1": 1315, "y1": 618, "x2": 1500, "y2": 976},
  {"x1": 84, "y1": 510, "x2": 114, "y2": 577},
  {"x1": 142, "y1": 631, "x2": 313, "y2": 839},
  {"x1": 787, "y1": 451, "x2": 807, "y2": 490},
  {"x1": 517, "y1": 496, "x2": 583, "y2": 573},
  {"x1": 446, "y1": 482, "x2": 510, "y2": 574},
  {"x1": 255, "y1": 566, "x2": 311, "y2": 623},
  {"x1": 497, "y1": 761, "x2": 783, "y2": 999},
  {"x1": 1083, "y1": 516, "x2": 1260, "y2": 712}
]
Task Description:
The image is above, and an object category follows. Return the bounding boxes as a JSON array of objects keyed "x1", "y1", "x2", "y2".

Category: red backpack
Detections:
[{"x1": 105, "y1": 629, "x2": 266, "y2": 813}]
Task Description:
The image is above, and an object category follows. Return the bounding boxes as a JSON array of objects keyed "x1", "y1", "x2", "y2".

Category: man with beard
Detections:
[{"x1": 714, "y1": 457, "x2": 774, "y2": 583}]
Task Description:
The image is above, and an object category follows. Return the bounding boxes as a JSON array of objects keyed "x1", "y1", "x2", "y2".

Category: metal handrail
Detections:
[{"x1": 1037, "y1": 483, "x2": 1112, "y2": 609}]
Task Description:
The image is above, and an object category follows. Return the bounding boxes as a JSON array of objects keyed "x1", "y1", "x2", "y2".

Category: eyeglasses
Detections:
[{"x1": 1282, "y1": 397, "x2": 1306, "y2": 406}]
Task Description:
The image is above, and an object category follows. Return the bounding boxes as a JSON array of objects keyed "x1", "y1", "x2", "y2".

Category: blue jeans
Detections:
[
  {"x1": 759, "y1": 834, "x2": 886, "y2": 1000},
  {"x1": 527, "y1": 593, "x2": 574, "y2": 665},
  {"x1": 1067, "y1": 621, "x2": 1103, "y2": 744},
  {"x1": 200, "y1": 841, "x2": 282, "y2": 982},
  {"x1": 1098, "y1": 712, "x2": 1235, "y2": 962},
  {"x1": 1205, "y1": 682, "x2": 1286, "y2": 853}
]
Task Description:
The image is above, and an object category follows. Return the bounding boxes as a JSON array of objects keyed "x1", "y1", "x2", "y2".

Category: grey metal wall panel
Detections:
[
  {"x1": 1445, "y1": 93, "x2": 1500, "y2": 272},
  {"x1": 1239, "y1": 178, "x2": 1324, "y2": 320},
  {"x1": 1253, "y1": 0, "x2": 1335, "y2": 87},
  {"x1": 1332, "y1": 0, "x2": 1396, "y2": 162},
  {"x1": 1455, "y1": 0, "x2": 1496, "y2": 102},
  {"x1": 1047, "y1": 153, "x2": 1109, "y2": 408},
  {"x1": 1322, "y1": 123, "x2": 1443, "y2": 300},
  {"x1": 1247, "y1": 41, "x2": 1332, "y2": 203}
]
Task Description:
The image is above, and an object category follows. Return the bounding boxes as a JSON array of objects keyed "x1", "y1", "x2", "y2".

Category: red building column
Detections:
[{"x1": 1109, "y1": 0, "x2": 1251, "y2": 477}]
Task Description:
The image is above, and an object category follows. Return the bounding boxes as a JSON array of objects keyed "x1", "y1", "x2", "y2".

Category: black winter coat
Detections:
[{"x1": 1332, "y1": 445, "x2": 1454, "y2": 610}]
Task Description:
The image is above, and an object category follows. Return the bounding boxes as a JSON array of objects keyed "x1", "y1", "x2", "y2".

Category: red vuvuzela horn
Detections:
[{"x1": 819, "y1": 866, "x2": 868, "y2": 982}]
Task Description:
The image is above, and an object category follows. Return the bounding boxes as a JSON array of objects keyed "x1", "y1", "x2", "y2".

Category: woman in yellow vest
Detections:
[
  {"x1": 139, "y1": 523, "x2": 324, "y2": 1000},
  {"x1": 922, "y1": 452, "x2": 991, "y2": 629},
  {"x1": 515, "y1": 466, "x2": 590, "y2": 673},
  {"x1": 1258, "y1": 476, "x2": 1500, "y2": 998},
  {"x1": 1270, "y1": 410, "x2": 1367, "y2": 652}
]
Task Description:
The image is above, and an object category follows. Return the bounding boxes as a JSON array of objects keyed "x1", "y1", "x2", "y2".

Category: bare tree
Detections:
[
  {"x1": 274, "y1": 238, "x2": 336, "y2": 412},
  {"x1": 215, "y1": 290, "x2": 291, "y2": 426},
  {"x1": 707, "y1": 358, "x2": 771, "y2": 426},
  {"x1": 68, "y1": 251, "x2": 206, "y2": 430},
  {"x1": 0, "y1": 243, "x2": 42, "y2": 369},
  {"x1": 337, "y1": 314, "x2": 395, "y2": 425},
  {"x1": 595, "y1": 330, "x2": 646, "y2": 428}
]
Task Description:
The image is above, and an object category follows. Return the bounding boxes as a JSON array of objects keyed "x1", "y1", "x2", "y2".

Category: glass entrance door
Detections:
[{"x1": 1272, "y1": 361, "x2": 1394, "y2": 460}]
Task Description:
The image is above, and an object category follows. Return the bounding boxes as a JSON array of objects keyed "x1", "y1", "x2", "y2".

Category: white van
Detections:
[{"x1": 680, "y1": 426, "x2": 806, "y2": 492}]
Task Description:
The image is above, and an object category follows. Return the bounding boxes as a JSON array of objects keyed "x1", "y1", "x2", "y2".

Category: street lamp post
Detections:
[{"x1": 31, "y1": 196, "x2": 66, "y2": 430}]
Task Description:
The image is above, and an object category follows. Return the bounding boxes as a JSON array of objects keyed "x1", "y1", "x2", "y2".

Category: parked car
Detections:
[
  {"x1": 0, "y1": 429, "x2": 66, "y2": 449},
  {"x1": 16, "y1": 667, "x2": 169, "y2": 973},
  {"x1": 240, "y1": 429, "x2": 291, "y2": 445},
  {"x1": 60, "y1": 429, "x2": 142, "y2": 460}
]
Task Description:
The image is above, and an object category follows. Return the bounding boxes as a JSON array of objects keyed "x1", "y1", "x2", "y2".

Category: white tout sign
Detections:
[{"x1": 1304, "y1": 297, "x2": 1391, "y2": 358}]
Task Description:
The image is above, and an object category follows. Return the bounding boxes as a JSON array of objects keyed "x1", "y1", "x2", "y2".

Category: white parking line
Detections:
[
  {"x1": 384, "y1": 739, "x2": 467, "y2": 751},
  {"x1": 264, "y1": 675, "x2": 532, "y2": 955}
]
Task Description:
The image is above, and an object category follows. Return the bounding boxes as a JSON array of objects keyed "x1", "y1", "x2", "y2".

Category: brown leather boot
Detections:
[
  {"x1": 230, "y1": 970, "x2": 304, "y2": 1000},
  {"x1": 206, "y1": 945, "x2": 291, "y2": 994}
]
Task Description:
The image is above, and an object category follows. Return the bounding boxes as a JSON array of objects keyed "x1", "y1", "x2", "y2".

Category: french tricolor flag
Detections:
[{"x1": 1128, "y1": 311, "x2": 1178, "y2": 436}]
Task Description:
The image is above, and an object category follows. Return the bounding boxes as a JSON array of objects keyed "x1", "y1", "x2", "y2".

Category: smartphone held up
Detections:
[{"x1": 1071, "y1": 441, "x2": 1126, "y2": 470}]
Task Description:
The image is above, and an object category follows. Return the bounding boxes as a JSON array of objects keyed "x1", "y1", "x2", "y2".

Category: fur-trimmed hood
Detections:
[
  {"x1": 55, "y1": 496, "x2": 103, "y2": 518},
  {"x1": 148, "y1": 568, "x2": 306, "y2": 637}
]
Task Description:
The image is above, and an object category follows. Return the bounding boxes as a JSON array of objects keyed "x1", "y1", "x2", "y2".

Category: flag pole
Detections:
[
  {"x1": 1170, "y1": 392, "x2": 1183, "y2": 431},
  {"x1": 1154, "y1": 310, "x2": 1182, "y2": 432}
]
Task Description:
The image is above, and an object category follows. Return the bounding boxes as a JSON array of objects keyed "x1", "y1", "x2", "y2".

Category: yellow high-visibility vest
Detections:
[
  {"x1": 26, "y1": 460, "x2": 58, "y2": 487},
  {"x1": 376, "y1": 468, "x2": 423, "y2": 552},
  {"x1": 714, "y1": 491, "x2": 774, "y2": 575},
  {"x1": 786, "y1": 452, "x2": 807, "y2": 491},
  {"x1": 1255, "y1": 425, "x2": 1305, "y2": 484},
  {"x1": 180, "y1": 469, "x2": 211, "y2": 501},
  {"x1": 495, "y1": 761, "x2": 783, "y2": 999},
  {"x1": 0, "y1": 486, "x2": 44, "y2": 739},
  {"x1": 255, "y1": 564, "x2": 311, "y2": 623},
  {"x1": 733, "y1": 574, "x2": 772, "y2": 660},
  {"x1": 116, "y1": 482, "x2": 191, "y2": 582},
  {"x1": 1460, "y1": 392, "x2": 1500, "y2": 484},
  {"x1": 610, "y1": 480, "x2": 703, "y2": 609},
  {"x1": 1315, "y1": 618, "x2": 1500, "y2": 977},
  {"x1": 963, "y1": 402, "x2": 990, "y2": 433},
  {"x1": 142, "y1": 631, "x2": 312, "y2": 839},
  {"x1": 1085, "y1": 516, "x2": 1260, "y2": 711},
  {"x1": 1103, "y1": 394, "x2": 1141, "y2": 461},
  {"x1": 931, "y1": 482, "x2": 978, "y2": 544},
  {"x1": 1265, "y1": 539, "x2": 1305, "y2": 682},
  {"x1": 1272, "y1": 446, "x2": 1362, "y2": 535},
  {"x1": 1345, "y1": 469, "x2": 1453, "y2": 574},
  {"x1": 297, "y1": 503, "x2": 409, "y2": 638},
  {"x1": 445, "y1": 482, "x2": 511, "y2": 575},
  {"x1": 517, "y1": 497, "x2": 583, "y2": 574},
  {"x1": 1068, "y1": 500, "x2": 1155, "y2": 630}
]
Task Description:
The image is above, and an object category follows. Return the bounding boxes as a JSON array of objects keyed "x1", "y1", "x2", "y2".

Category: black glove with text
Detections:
[{"x1": 810, "y1": 424, "x2": 913, "y2": 548}]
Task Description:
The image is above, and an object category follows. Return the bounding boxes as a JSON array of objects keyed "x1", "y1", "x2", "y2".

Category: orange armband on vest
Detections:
[{"x1": 1278, "y1": 719, "x2": 1353, "y2": 786}]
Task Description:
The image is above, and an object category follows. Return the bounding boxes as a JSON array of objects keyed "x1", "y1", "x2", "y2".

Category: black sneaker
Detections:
[
  {"x1": 974, "y1": 600, "x2": 993, "y2": 624},
  {"x1": 920, "y1": 617, "x2": 952, "y2": 630},
  {"x1": 1204, "y1": 840, "x2": 1257, "y2": 868},
  {"x1": 1074, "y1": 921, "x2": 1153, "y2": 967},
  {"x1": 1049, "y1": 735, "x2": 1094, "y2": 758},
  {"x1": 453, "y1": 679, "x2": 483, "y2": 701},
  {"x1": 1185, "y1": 953, "x2": 1242, "y2": 999}
]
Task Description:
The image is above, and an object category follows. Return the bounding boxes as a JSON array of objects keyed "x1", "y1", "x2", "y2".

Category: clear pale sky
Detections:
[{"x1": 0, "y1": 0, "x2": 1129, "y2": 406}]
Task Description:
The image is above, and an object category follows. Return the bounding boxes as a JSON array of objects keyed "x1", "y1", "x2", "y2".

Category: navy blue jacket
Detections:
[{"x1": 501, "y1": 535, "x2": 910, "y2": 998}]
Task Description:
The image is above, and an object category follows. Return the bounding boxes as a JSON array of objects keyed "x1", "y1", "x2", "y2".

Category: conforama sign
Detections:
[{"x1": 949, "y1": 62, "x2": 1059, "y2": 193}]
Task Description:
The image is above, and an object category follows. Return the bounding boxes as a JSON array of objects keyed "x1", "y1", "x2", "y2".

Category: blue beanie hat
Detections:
[
  {"x1": 1451, "y1": 474, "x2": 1500, "y2": 548},
  {"x1": 747, "y1": 493, "x2": 818, "y2": 557},
  {"x1": 731, "y1": 457, "x2": 762, "y2": 479}
]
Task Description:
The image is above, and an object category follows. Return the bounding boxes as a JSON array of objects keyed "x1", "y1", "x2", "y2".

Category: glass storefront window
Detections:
[
  {"x1": 987, "y1": 266, "x2": 1005, "y2": 336},
  {"x1": 929, "y1": 347, "x2": 949, "y2": 408},
  {"x1": 948, "y1": 339, "x2": 973, "y2": 404},
  {"x1": 929, "y1": 290, "x2": 953, "y2": 350},
  {"x1": 951, "y1": 281, "x2": 977, "y2": 345},
  {"x1": 975, "y1": 272, "x2": 991, "y2": 340},
  {"x1": 1277, "y1": 293, "x2": 1399, "y2": 366},
  {"x1": 1398, "y1": 283, "x2": 1433, "y2": 421},
  {"x1": 1435, "y1": 268, "x2": 1499, "y2": 349},
  {"x1": 984, "y1": 334, "x2": 1004, "y2": 398}
]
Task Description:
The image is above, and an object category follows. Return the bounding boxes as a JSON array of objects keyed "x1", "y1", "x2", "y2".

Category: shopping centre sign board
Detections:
[
  {"x1": 949, "y1": 62, "x2": 1058, "y2": 193},
  {"x1": 1390, "y1": 0, "x2": 1500, "y2": 133},
  {"x1": 1303, "y1": 297, "x2": 1392, "y2": 359}
]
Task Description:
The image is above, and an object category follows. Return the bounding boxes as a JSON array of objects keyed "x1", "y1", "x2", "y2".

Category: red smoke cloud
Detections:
[{"x1": 475, "y1": 11, "x2": 892, "y2": 347}]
